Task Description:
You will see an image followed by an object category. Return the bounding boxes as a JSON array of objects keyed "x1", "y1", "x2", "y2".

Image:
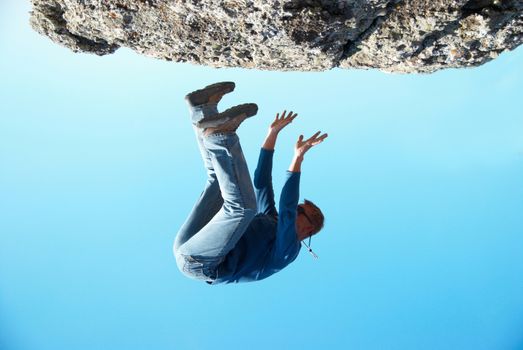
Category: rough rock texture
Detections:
[{"x1": 30, "y1": 0, "x2": 523, "y2": 73}]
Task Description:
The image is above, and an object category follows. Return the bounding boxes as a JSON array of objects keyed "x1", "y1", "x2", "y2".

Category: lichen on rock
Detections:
[{"x1": 30, "y1": 0, "x2": 523, "y2": 73}]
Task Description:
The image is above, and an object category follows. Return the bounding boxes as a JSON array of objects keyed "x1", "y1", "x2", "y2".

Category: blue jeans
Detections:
[{"x1": 173, "y1": 105, "x2": 257, "y2": 282}]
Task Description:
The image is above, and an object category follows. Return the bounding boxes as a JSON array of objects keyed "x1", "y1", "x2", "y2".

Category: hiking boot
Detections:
[
  {"x1": 197, "y1": 103, "x2": 258, "y2": 128},
  {"x1": 185, "y1": 82, "x2": 235, "y2": 107},
  {"x1": 200, "y1": 103, "x2": 258, "y2": 135}
]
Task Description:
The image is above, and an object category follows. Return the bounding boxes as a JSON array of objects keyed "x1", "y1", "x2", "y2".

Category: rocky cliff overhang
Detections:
[{"x1": 30, "y1": 0, "x2": 523, "y2": 73}]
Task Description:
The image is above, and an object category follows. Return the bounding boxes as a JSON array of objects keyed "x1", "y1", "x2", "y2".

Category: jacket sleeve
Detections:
[
  {"x1": 272, "y1": 171, "x2": 301, "y2": 261},
  {"x1": 253, "y1": 148, "x2": 278, "y2": 218}
]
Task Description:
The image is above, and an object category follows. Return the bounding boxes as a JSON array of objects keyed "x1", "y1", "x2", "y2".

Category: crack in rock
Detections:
[
  {"x1": 30, "y1": 0, "x2": 523, "y2": 73},
  {"x1": 339, "y1": 0, "x2": 400, "y2": 64}
]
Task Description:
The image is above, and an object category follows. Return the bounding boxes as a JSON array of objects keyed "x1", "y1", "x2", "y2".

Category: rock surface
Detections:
[{"x1": 30, "y1": 0, "x2": 523, "y2": 73}]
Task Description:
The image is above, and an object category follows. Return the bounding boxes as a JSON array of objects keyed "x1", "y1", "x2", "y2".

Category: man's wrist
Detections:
[
  {"x1": 293, "y1": 154, "x2": 304, "y2": 162},
  {"x1": 262, "y1": 131, "x2": 278, "y2": 150},
  {"x1": 266, "y1": 129, "x2": 279, "y2": 138},
  {"x1": 289, "y1": 155, "x2": 303, "y2": 172}
]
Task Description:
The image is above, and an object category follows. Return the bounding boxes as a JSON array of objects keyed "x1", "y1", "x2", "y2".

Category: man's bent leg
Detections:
[
  {"x1": 176, "y1": 132, "x2": 256, "y2": 281},
  {"x1": 173, "y1": 128, "x2": 223, "y2": 255},
  {"x1": 173, "y1": 177, "x2": 222, "y2": 252}
]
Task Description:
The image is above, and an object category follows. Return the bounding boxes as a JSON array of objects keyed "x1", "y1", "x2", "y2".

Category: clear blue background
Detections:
[{"x1": 1, "y1": 2, "x2": 522, "y2": 349}]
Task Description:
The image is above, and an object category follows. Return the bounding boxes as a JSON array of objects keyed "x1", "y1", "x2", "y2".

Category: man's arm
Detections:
[
  {"x1": 272, "y1": 131, "x2": 329, "y2": 260},
  {"x1": 253, "y1": 149, "x2": 277, "y2": 217},
  {"x1": 253, "y1": 111, "x2": 298, "y2": 217}
]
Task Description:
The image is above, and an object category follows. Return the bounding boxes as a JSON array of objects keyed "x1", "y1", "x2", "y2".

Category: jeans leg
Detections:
[
  {"x1": 189, "y1": 103, "x2": 218, "y2": 125},
  {"x1": 176, "y1": 132, "x2": 256, "y2": 279},
  {"x1": 173, "y1": 127, "x2": 223, "y2": 253},
  {"x1": 173, "y1": 177, "x2": 223, "y2": 252}
]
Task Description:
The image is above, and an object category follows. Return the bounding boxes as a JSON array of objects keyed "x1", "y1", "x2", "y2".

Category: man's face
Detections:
[{"x1": 296, "y1": 203, "x2": 315, "y2": 240}]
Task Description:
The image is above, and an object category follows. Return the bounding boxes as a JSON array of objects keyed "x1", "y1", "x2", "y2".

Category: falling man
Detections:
[{"x1": 173, "y1": 82, "x2": 328, "y2": 284}]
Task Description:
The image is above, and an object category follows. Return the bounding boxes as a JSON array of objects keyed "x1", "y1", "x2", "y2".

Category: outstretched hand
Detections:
[
  {"x1": 269, "y1": 110, "x2": 298, "y2": 134},
  {"x1": 294, "y1": 131, "x2": 328, "y2": 159}
]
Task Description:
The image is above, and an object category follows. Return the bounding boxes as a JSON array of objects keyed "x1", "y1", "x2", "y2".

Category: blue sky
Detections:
[{"x1": 1, "y1": 1, "x2": 522, "y2": 350}]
